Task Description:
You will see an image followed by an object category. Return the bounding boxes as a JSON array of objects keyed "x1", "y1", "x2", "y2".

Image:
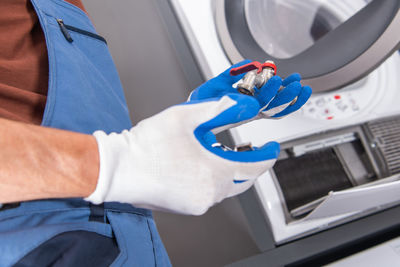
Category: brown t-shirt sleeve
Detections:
[{"x1": 0, "y1": 0, "x2": 86, "y2": 125}]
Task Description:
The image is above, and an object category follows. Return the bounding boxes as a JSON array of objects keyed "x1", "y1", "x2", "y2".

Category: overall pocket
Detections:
[
  {"x1": 0, "y1": 208, "x2": 119, "y2": 267},
  {"x1": 56, "y1": 18, "x2": 107, "y2": 44},
  {"x1": 40, "y1": 15, "x2": 132, "y2": 133}
]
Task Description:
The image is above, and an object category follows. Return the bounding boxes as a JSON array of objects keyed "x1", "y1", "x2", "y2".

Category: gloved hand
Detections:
[
  {"x1": 189, "y1": 60, "x2": 312, "y2": 121},
  {"x1": 85, "y1": 94, "x2": 279, "y2": 215}
]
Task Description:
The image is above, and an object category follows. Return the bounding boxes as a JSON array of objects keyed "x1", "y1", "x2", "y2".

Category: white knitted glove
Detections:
[{"x1": 85, "y1": 94, "x2": 279, "y2": 215}]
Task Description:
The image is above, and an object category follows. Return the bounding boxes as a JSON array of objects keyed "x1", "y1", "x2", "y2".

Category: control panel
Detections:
[{"x1": 300, "y1": 77, "x2": 379, "y2": 121}]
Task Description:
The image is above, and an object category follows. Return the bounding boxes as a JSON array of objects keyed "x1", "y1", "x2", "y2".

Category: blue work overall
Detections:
[{"x1": 0, "y1": 0, "x2": 171, "y2": 266}]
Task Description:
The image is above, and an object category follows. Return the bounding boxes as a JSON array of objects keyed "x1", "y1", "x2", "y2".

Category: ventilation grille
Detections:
[{"x1": 366, "y1": 117, "x2": 400, "y2": 175}]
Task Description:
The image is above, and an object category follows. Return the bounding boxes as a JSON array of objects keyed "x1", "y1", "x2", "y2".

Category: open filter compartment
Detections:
[{"x1": 272, "y1": 115, "x2": 400, "y2": 222}]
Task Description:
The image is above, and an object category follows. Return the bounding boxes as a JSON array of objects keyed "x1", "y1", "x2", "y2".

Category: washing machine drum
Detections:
[{"x1": 216, "y1": 0, "x2": 400, "y2": 92}]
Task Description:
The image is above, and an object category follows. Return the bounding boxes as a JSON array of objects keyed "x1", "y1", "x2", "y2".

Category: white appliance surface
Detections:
[
  {"x1": 327, "y1": 235, "x2": 400, "y2": 267},
  {"x1": 171, "y1": 0, "x2": 400, "y2": 244}
]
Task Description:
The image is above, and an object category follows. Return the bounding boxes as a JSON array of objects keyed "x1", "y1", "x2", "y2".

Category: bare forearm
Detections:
[{"x1": 0, "y1": 118, "x2": 99, "y2": 203}]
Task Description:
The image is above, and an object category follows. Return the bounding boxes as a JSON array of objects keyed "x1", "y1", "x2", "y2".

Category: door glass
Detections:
[{"x1": 245, "y1": 0, "x2": 371, "y2": 59}]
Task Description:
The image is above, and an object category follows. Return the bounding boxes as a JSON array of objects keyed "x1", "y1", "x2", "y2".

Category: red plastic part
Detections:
[
  {"x1": 261, "y1": 62, "x2": 277, "y2": 73},
  {"x1": 230, "y1": 61, "x2": 277, "y2": 76}
]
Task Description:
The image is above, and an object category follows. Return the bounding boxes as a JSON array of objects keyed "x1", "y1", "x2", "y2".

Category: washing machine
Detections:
[{"x1": 168, "y1": 0, "x2": 400, "y2": 265}]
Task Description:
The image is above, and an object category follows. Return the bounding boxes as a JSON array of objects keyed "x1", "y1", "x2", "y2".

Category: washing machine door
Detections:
[{"x1": 215, "y1": 0, "x2": 400, "y2": 93}]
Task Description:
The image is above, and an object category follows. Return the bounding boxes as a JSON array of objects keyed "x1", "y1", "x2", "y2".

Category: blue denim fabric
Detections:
[{"x1": 0, "y1": 0, "x2": 171, "y2": 266}]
